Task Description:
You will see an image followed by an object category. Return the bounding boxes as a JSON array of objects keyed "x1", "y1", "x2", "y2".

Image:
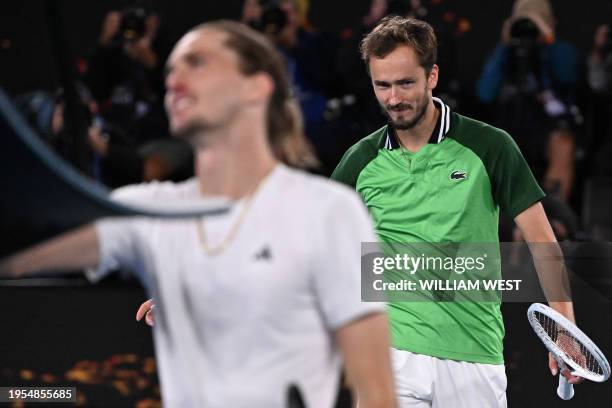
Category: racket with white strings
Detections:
[{"x1": 527, "y1": 303, "x2": 610, "y2": 400}]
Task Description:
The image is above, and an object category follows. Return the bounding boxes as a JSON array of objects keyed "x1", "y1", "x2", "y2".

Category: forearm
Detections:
[
  {"x1": 0, "y1": 224, "x2": 100, "y2": 278},
  {"x1": 530, "y1": 247, "x2": 576, "y2": 323},
  {"x1": 516, "y1": 203, "x2": 575, "y2": 323},
  {"x1": 527, "y1": 240, "x2": 572, "y2": 309}
]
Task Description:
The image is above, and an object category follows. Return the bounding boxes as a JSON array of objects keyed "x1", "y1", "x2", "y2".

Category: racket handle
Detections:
[{"x1": 557, "y1": 375, "x2": 574, "y2": 400}]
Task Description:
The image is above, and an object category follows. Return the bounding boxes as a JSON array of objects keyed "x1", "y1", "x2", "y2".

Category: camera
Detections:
[
  {"x1": 509, "y1": 18, "x2": 540, "y2": 56},
  {"x1": 119, "y1": 7, "x2": 147, "y2": 42},
  {"x1": 250, "y1": 0, "x2": 288, "y2": 36},
  {"x1": 506, "y1": 18, "x2": 542, "y2": 88}
]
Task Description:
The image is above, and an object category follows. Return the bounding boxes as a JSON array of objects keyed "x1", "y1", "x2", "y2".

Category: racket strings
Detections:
[{"x1": 534, "y1": 311, "x2": 604, "y2": 376}]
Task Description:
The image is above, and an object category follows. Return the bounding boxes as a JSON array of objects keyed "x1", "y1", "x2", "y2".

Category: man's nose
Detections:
[
  {"x1": 388, "y1": 86, "x2": 401, "y2": 105},
  {"x1": 165, "y1": 66, "x2": 185, "y2": 91}
]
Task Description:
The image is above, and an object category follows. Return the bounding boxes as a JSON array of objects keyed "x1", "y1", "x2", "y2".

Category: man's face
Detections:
[
  {"x1": 369, "y1": 45, "x2": 438, "y2": 130},
  {"x1": 164, "y1": 29, "x2": 249, "y2": 141}
]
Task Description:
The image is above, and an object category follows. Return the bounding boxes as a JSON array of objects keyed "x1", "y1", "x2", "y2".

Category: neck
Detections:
[
  {"x1": 395, "y1": 98, "x2": 439, "y2": 153},
  {"x1": 193, "y1": 115, "x2": 278, "y2": 199}
]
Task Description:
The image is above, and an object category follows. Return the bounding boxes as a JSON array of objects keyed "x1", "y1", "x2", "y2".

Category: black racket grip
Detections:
[{"x1": 287, "y1": 384, "x2": 307, "y2": 408}]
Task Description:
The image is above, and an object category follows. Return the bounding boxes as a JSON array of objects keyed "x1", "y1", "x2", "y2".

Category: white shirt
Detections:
[{"x1": 88, "y1": 165, "x2": 383, "y2": 408}]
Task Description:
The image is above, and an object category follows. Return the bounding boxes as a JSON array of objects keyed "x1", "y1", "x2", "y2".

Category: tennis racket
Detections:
[{"x1": 527, "y1": 303, "x2": 610, "y2": 400}]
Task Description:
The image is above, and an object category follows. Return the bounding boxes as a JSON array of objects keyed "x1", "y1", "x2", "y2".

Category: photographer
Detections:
[
  {"x1": 86, "y1": 8, "x2": 167, "y2": 122},
  {"x1": 477, "y1": 0, "x2": 578, "y2": 202},
  {"x1": 587, "y1": 24, "x2": 612, "y2": 177},
  {"x1": 83, "y1": 8, "x2": 191, "y2": 187},
  {"x1": 588, "y1": 24, "x2": 612, "y2": 95},
  {"x1": 248, "y1": 1, "x2": 333, "y2": 158}
]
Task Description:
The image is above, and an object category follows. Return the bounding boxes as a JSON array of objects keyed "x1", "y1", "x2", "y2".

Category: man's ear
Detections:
[
  {"x1": 427, "y1": 64, "x2": 439, "y2": 91},
  {"x1": 244, "y1": 72, "x2": 274, "y2": 105}
]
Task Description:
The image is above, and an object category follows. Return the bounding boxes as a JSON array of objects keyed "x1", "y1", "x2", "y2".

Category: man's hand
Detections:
[
  {"x1": 136, "y1": 299, "x2": 155, "y2": 327},
  {"x1": 99, "y1": 11, "x2": 121, "y2": 46},
  {"x1": 548, "y1": 352, "x2": 585, "y2": 385},
  {"x1": 501, "y1": 18, "x2": 514, "y2": 45},
  {"x1": 523, "y1": 12, "x2": 555, "y2": 43},
  {"x1": 0, "y1": 256, "x2": 20, "y2": 278}
]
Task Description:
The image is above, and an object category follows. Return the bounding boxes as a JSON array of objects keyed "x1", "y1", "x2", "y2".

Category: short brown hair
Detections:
[
  {"x1": 360, "y1": 16, "x2": 437, "y2": 74},
  {"x1": 190, "y1": 21, "x2": 318, "y2": 169}
]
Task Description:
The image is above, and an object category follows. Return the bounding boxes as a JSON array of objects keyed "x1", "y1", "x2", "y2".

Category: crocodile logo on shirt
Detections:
[{"x1": 449, "y1": 170, "x2": 468, "y2": 181}]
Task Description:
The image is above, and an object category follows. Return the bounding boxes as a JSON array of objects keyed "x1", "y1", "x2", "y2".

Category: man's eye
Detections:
[{"x1": 187, "y1": 55, "x2": 205, "y2": 67}]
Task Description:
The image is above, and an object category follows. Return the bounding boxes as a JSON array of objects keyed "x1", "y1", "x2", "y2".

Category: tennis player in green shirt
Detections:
[{"x1": 332, "y1": 16, "x2": 582, "y2": 407}]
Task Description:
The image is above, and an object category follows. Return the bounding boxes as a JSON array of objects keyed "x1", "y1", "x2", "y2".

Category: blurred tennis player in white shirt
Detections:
[{"x1": 1, "y1": 21, "x2": 396, "y2": 408}]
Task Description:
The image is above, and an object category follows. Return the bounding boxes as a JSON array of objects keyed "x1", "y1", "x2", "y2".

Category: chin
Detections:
[
  {"x1": 171, "y1": 120, "x2": 214, "y2": 145},
  {"x1": 388, "y1": 116, "x2": 414, "y2": 130},
  {"x1": 393, "y1": 123, "x2": 416, "y2": 131}
]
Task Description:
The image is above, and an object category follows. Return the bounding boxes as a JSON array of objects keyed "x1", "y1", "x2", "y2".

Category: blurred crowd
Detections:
[{"x1": 12, "y1": 0, "x2": 612, "y2": 242}]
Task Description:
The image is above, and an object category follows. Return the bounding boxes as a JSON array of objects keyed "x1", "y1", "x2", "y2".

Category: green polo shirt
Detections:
[{"x1": 331, "y1": 98, "x2": 545, "y2": 364}]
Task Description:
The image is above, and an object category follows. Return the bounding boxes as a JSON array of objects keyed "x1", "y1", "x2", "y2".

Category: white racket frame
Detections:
[{"x1": 527, "y1": 303, "x2": 610, "y2": 400}]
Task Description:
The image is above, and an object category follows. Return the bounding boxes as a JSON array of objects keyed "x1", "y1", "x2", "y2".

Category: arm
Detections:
[
  {"x1": 514, "y1": 203, "x2": 582, "y2": 384},
  {"x1": 514, "y1": 203, "x2": 574, "y2": 319},
  {"x1": 0, "y1": 224, "x2": 99, "y2": 278},
  {"x1": 336, "y1": 313, "x2": 396, "y2": 408},
  {"x1": 476, "y1": 45, "x2": 508, "y2": 104},
  {"x1": 311, "y1": 189, "x2": 395, "y2": 406}
]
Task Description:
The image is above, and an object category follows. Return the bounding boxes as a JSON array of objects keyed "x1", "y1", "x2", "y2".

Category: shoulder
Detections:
[
  {"x1": 274, "y1": 167, "x2": 376, "y2": 248},
  {"x1": 451, "y1": 112, "x2": 509, "y2": 138},
  {"x1": 279, "y1": 165, "x2": 364, "y2": 203},
  {"x1": 331, "y1": 125, "x2": 387, "y2": 187},
  {"x1": 277, "y1": 166, "x2": 368, "y2": 216},
  {"x1": 339, "y1": 125, "x2": 386, "y2": 163},
  {"x1": 448, "y1": 112, "x2": 519, "y2": 154}
]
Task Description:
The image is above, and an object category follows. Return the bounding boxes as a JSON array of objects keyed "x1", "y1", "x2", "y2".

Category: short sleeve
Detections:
[
  {"x1": 330, "y1": 148, "x2": 362, "y2": 188},
  {"x1": 331, "y1": 131, "x2": 382, "y2": 189},
  {"x1": 310, "y1": 187, "x2": 385, "y2": 330},
  {"x1": 85, "y1": 217, "x2": 142, "y2": 283},
  {"x1": 85, "y1": 179, "x2": 197, "y2": 284},
  {"x1": 490, "y1": 131, "x2": 545, "y2": 218}
]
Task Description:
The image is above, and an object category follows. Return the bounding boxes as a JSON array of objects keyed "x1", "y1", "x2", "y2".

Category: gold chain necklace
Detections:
[{"x1": 195, "y1": 178, "x2": 267, "y2": 256}]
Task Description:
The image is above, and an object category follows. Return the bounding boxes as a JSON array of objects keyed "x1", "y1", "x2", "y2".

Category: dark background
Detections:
[
  {"x1": 2, "y1": 0, "x2": 612, "y2": 97},
  {"x1": 1, "y1": 1, "x2": 612, "y2": 407},
  {"x1": 0, "y1": 283, "x2": 610, "y2": 407}
]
